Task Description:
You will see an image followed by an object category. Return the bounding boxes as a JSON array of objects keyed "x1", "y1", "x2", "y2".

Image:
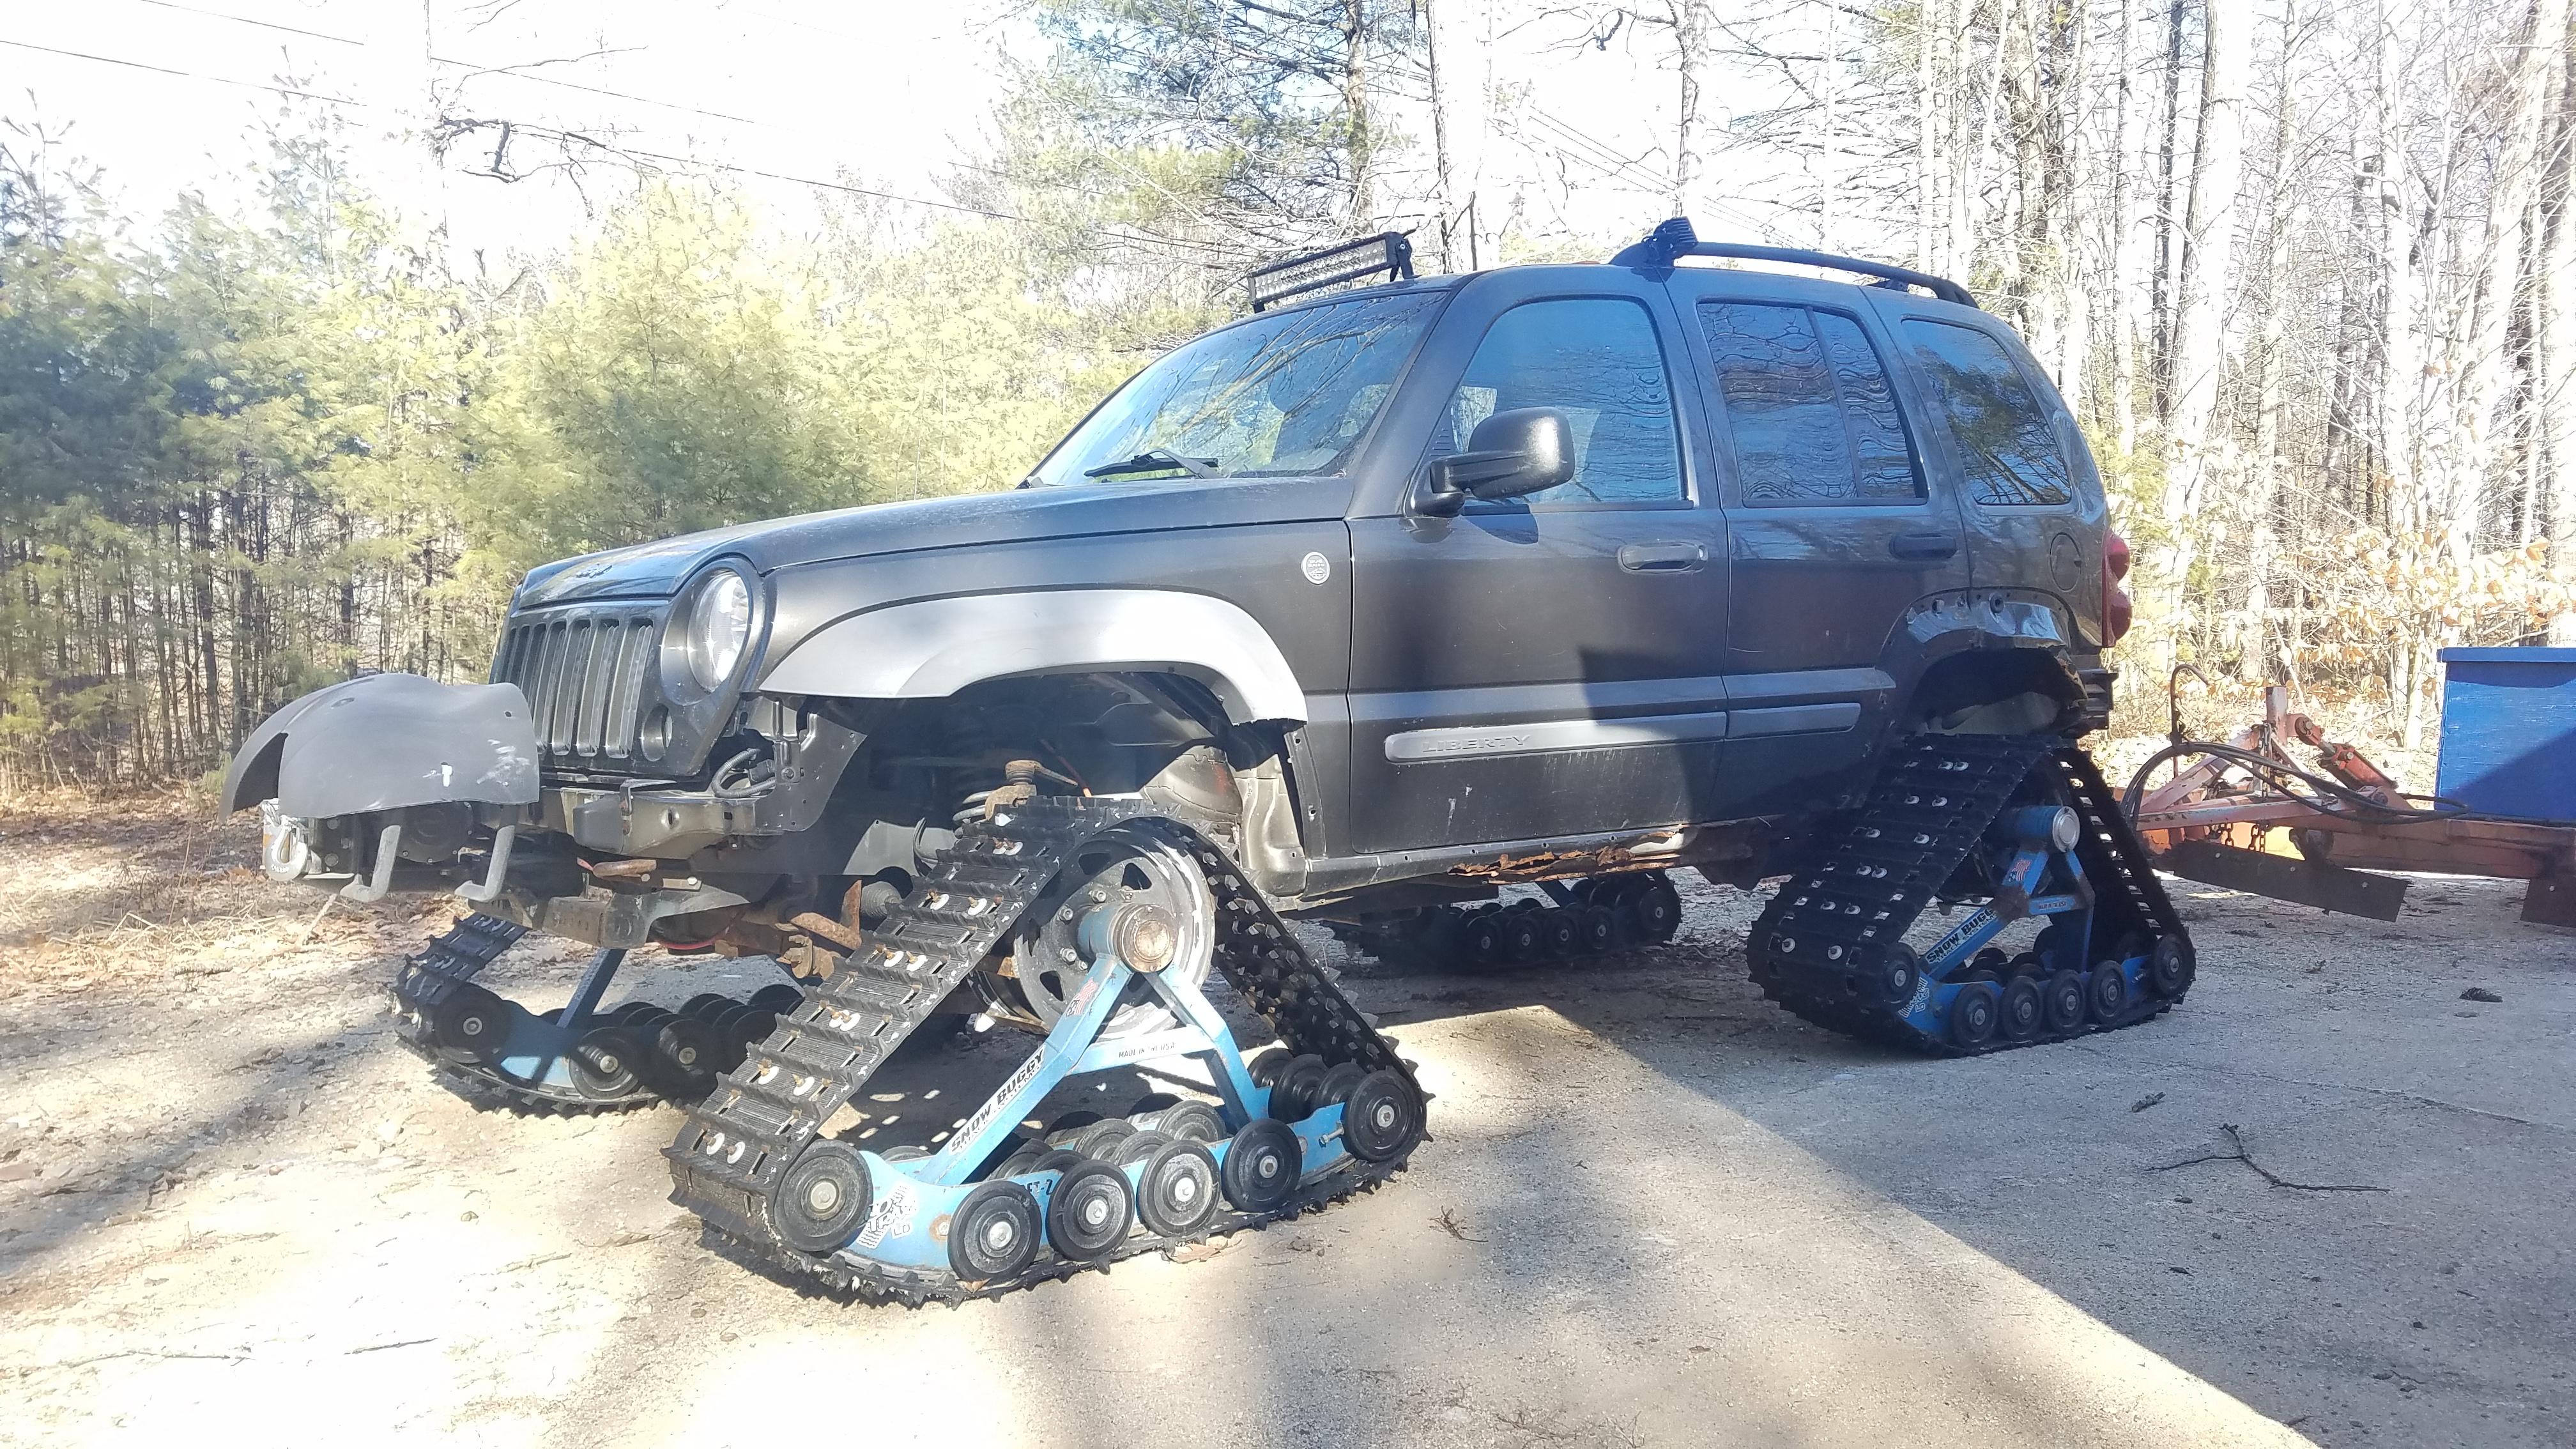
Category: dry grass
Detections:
[{"x1": 0, "y1": 790, "x2": 462, "y2": 1002}]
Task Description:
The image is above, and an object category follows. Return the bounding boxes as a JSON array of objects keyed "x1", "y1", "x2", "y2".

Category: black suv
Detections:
[{"x1": 220, "y1": 218, "x2": 2187, "y2": 1298}]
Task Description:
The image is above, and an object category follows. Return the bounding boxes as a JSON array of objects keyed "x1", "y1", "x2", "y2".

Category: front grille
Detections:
[{"x1": 491, "y1": 606, "x2": 666, "y2": 770}]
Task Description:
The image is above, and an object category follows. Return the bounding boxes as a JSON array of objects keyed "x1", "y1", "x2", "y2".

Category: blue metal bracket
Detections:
[
  {"x1": 492, "y1": 946, "x2": 627, "y2": 1088},
  {"x1": 835, "y1": 903, "x2": 1351, "y2": 1271},
  {"x1": 1896, "y1": 804, "x2": 2155, "y2": 1036}
]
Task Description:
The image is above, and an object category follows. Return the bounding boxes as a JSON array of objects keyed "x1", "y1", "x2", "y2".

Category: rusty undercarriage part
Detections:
[{"x1": 2126, "y1": 686, "x2": 2576, "y2": 927}]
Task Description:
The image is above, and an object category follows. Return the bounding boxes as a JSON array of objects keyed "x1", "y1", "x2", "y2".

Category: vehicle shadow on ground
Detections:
[{"x1": 1326, "y1": 887, "x2": 2571, "y2": 1448}]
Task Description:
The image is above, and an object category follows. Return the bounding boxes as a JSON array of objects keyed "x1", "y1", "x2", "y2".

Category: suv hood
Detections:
[{"x1": 514, "y1": 477, "x2": 1342, "y2": 608}]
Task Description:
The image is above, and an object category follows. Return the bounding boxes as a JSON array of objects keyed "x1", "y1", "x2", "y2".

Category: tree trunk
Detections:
[
  {"x1": 2109, "y1": 0, "x2": 2142, "y2": 457},
  {"x1": 2543, "y1": 6, "x2": 2576, "y2": 643},
  {"x1": 2153, "y1": 0, "x2": 2251, "y2": 677},
  {"x1": 2241, "y1": 10, "x2": 2303, "y2": 683},
  {"x1": 2445, "y1": 0, "x2": 2571, "y2": 569},
  {"x1": 2150, "y1": 0, "x2": 2188, "y2": 425},
  {"x1": 1344, "y1": 0, "x2": 1373, "y2": 229}
]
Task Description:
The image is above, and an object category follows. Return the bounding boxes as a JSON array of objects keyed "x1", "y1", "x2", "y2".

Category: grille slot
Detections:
[{"x1": 492, "y1": 607, "x2": 664, "y2": 769}]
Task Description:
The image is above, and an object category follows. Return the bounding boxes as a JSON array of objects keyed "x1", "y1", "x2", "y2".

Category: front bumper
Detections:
[{"x1": 230, "y1": 673, "x2": 790, "y2": 949}]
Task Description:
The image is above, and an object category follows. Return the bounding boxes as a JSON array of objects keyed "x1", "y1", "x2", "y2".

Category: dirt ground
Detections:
[{"x1": 1, "y1": 793, "x2": 2568, "y2": 1448}]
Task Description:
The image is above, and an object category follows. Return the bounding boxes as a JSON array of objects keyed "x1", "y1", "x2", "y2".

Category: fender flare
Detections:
[
  {"x1": 218, "y1": 673, "x2": 541, "y2": 817},
  {"x1": 756, "y1": 588, "x2": 1308, "y2": 724},
  {"x1": 1882, "y1": 592, "x2": 2087, "y2": 716}
]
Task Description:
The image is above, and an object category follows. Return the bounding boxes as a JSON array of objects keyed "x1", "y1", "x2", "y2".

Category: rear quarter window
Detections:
[
  {"x1": 1901, "y1": 320, "x2": 2073, "y2": 507},
  {"x1": 1696, "y1": 301, "x2": 1923, "y2": 505}
]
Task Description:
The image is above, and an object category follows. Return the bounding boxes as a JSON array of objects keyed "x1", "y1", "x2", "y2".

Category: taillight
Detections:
[{"x1": 2101, "y1": 531, "x2": 2133, "y2": 645}]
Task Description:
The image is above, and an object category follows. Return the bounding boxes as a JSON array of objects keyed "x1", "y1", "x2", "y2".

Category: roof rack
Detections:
[
  {"x1": 1248, "y1": 232, "x2": 1416, "y2": 312},
  {"x1": 1609, "y1": 216, "x2": 1977, "y2": 310}
]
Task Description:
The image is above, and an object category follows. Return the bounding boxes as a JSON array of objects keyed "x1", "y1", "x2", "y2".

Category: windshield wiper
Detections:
[{"x1": 1082, "y1": 448, "x2": 1220, "y2": 480}]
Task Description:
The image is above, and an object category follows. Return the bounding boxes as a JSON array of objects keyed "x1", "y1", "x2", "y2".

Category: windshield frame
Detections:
[{"x1": 1025, "y1": 281, "x2": 1459, "y2": 488}]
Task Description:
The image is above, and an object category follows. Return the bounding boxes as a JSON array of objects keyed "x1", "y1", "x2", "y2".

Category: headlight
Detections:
[{"x1": 678, "y1": 568, "x2": 753, "y2": 693}]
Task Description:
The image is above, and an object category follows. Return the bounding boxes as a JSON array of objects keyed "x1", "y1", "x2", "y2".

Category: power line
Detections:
[
  {"x1": 133, "y1": 0, "x2": 362, "y2": 46},
  {"x1": 0, "y1": 37, "x2": 372, "y2": 108},
  {"x1": 10, "y1": 32, "x2": 1266, "y2": 266},
  {"x1": 438, "y1": 65, "x2": 764, "y2": 127},
  {"x1": 114, "y1": 0, "x2": 770, "y2": 128}
]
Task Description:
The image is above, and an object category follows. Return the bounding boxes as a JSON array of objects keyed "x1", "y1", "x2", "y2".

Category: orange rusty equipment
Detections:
[{"x1": 2126, "y1": 686, "x2": 2576, "y2": 926}]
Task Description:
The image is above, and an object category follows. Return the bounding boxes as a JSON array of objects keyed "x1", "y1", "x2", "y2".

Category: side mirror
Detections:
[{"x1": 1415, "y1": 408, "x2": 1575, "y2": 518}]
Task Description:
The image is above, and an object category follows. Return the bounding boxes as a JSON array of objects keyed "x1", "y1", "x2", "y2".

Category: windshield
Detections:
[{"x1": 1030, "y1": 291, "x2": 1443, "y2": 485}]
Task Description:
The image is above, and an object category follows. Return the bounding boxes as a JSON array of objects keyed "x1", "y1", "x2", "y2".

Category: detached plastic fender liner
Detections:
[
  {"x1": 756, "y1": 589, "x2": 1308, "y2": 726},
  {"x1": 219, "y1": 673, "x2": 542, "y2": 818}
]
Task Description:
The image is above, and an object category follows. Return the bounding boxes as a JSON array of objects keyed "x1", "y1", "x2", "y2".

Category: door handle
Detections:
[
  {"x1": 1888, "y1": 532, "x2": 1961, "y2": 562},
  {"x1": 1618, "y1": 542, "x2": 1707, "y2": 572}
]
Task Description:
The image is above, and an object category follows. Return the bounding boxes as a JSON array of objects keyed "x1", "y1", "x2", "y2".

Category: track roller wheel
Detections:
[
  {"x1": 1575, "y1": 905, "x2": 1618, "y2": 956},
  {"x1": 948, "y1": 1179, "x2": 1042, "y2": 1282},
  {"x1": 1246, "y1": 1048, "x2": 1292, "y2": 1087},
  {"x1": 611, "y1": 1000, "x2": 663, "y2": 1025},
  {"x1": 1124, "y1": 1092, "x2": 1180, "y2": 1122},
  {"x1": 1045, "y1": 1160, "x2": 1135, "y2": 1261},
  {"x1": 1143, "y1": 1101, "x2": 1225, "y2": 1144},
  {"x1": 1269, "y1": 1054, "x2": 1329, "y2": 1122},
  {"x1": 774, "y1": 1140, "x2": 873, "y2": 1255},
  {"x1": 431, "y1": 985, "x2": 510, "y2": 1064},
  {"x1": 1873, "y1": 944, "x2": 1922, "y2": 1006},
  {"x1": 650, "y1": 1016, "x2": 718, "y2": 1095},
  {"x1": 1541, "y1": 910, "x2": 1581, "y2": 958},
  {"x1": 1501, "y1": 910, "x2": 1547, "y2": 965},
  {"x1": 1457, "y1": 910, "x2": 1508, "y2": 969},
  {"x1": 1947, "y1": 980, "x2": 2001, "y2": 1049},
  {"x1": 1029, "y1": 1148, "x2": 1086, "y2": 1177},
  {"x1": 1341, "y1": 1069, "x2": 1424, "y2": 1163},
  {"x1": 1625, "y1": 874, "x2": 1682, "y2": 944},
  {"x1": 680, "y1": 993, "x2": 728, "y2": 1019},
  {"x1": 1056, "y1": 1119, "x2": 1136, "y2": 1160},
  {"x1": 1113, "y1": 1129, "x2": 1176, "y2": 1167},
  {"x1": 1220, "y1": 1119, "x2": 1302, "y2": 1213},
  {"x1": 1968, "y1": 947, "x2": 2011, "y2": 976},
  {"x1": 569, "y1": 1025, "x2": 645, "y2": 1100},
  {"x1": 1137, "y1": 1139, "x2": 1222, "y2": 1238},
  {"x1": 1593, "y1": 878, "x2": 1642, "y2": 946},
  {"x1": 2086, "y1": 962, "x2": 2131, "y2": 1023},
  {"x1": 718, "y1": 1010, "x2": 776, "y2": 1072},
  {"x1": 1997, "y1": 977, "x2": 2044, "y2": 1043},
  {"x1": 1315, "y1": 1061, "x2": 1365, "y2": 1108},
  {"x1": 748, "y1": 983, "x2": 804, "y2": 1015},
  {"x1": 2149, "y1": 936, "x2": 2193, "y2": 997},
  {"x1": 2043, "y1": 969, "x2": 2087, "y2": 1032}
]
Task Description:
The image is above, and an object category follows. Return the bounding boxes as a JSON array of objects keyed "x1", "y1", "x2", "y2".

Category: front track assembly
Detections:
[
  {"x1": 1748, "y1": 733, "x2": 2195, "y2": 1054},
  {"x1": 666, "y1": 800, "x2": 1428, "y2": 1303},
  {"x1": 389, "y1": 916, "x2": 802, "y2": 1112}
]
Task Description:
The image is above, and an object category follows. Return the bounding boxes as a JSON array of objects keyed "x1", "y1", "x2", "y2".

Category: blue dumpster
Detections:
[{"x1": 2435, "y1": 647, "x2": 2576, "y2": 822}]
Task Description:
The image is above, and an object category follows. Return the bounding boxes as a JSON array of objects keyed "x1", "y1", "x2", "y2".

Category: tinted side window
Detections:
[
  {"x1": 1696, "y1": 302, "x2": 1922, "y2": 505},
  {"x1": 1444, "y1": 298, "x2": 1683, "y2": 505},
  {"x1": 1902, "y1": 319, "x2": 2073, "y2": 506}
]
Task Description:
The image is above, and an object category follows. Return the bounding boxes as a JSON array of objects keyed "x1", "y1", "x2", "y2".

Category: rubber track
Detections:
[
  {"x1": 665, "y1": 799, "x2": 1423, "y2": 1303},
  {"x1": 389, "y1": 914, "x2": 660, "y2": 1116},
  {"x1": 1746, "y1": 734, "x2": 2193, "y2": 1054}
]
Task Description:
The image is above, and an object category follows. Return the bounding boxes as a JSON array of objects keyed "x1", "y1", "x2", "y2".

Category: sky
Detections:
[{"x1": 1, "y1": 0, "x2": 1853, "y2": 270}]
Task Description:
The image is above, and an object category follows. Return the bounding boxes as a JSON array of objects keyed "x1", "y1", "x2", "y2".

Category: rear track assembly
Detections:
[
  {"x1": 1748, "y1": 735, "x2": 2194, "y2": 1054},
  {"x1": 1328, "y1": 871, "x2": 1684, "y2": 971}
]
